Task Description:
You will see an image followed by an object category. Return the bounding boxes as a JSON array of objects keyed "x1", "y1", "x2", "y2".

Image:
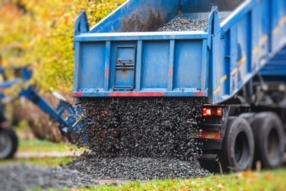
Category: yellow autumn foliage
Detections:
[{"x1": 0, "y1": 0, "x2": 126, "y2": 92}]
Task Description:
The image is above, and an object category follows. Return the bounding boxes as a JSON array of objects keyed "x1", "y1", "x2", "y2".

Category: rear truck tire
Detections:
[
  {"x1": 239, "y1": 113, "x2": 255, "y2": 124},
  {"x1": 0, "y1": 128, "x2": 18, "y2": 159},
  {"x1": 219, "y1": 117, "x2": 254, "y2": 172},
  {"x1": 251, "y1": 112, "x2": 285, "y2": 169}
]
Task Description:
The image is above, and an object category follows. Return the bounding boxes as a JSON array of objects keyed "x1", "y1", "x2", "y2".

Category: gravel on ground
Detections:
[
  {"x1": 0, "y1": 153, "x2": 210, "y2": 191},
  {"x1": 0, "y1": 163, "x2": 95, "y2": 191},
  {"x1": 67, "y1": 153, "x2": 210, "y2": 181}
]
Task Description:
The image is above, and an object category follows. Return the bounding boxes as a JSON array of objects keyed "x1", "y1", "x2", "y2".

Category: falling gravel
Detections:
[
  {"x1": 0, "y1": 163, "x2": 95, "y2": 191},
  {"x1": 77, "y1": 98, "x2": 205, "y2": 161},
  {"x1": 66, "y1": 98, "x2": 210, "y2": 181},
  {"x1": 158, "y1": 17, "x2": 208, "y2": 31},
  {"x1": 67, "y1": 152, "x2": 210, "y2": 180}
]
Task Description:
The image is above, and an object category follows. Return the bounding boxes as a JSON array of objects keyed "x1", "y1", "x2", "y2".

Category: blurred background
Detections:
[
  {"x1": 1, "y1": 1, "x2": 286, "y2": 191},
  {"x1": 0, "y1": 0, "x2": 125, "y2": 142}
]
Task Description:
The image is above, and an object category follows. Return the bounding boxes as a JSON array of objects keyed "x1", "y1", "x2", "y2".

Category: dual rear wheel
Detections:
[
  {"x1": 220, "y1": 117, "x2": 254, "y2": 172},
  {"x1": 251, "y1": 112, "x2": 285, "y2": 168},
  {"x1": 220, "y1": 112, "x2": 285, "y2": 172}
]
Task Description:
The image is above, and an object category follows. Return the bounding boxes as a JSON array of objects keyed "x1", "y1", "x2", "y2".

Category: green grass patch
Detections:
[
  {"x1": 18, "y1": 138, "x2": 81, "y2": 153},
  {"x1": 70, "y1": 169, "x2": 286, "y2": 191},
  {"x1": 0, "y1": 156, "x2": 74, "y2": 167},
  {"x1": 0, "y1": 135, "x2": 82, "y2": 167}
]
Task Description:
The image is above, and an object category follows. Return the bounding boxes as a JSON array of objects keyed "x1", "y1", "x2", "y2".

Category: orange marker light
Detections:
[{"x1": 217, "y1": 108, "x2": 222, "y2": 116}]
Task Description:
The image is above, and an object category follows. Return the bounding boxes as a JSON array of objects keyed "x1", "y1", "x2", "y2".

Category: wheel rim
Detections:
[
  {"x1": 267, "y1": 128, "x2": 280, "y2": 161},
  {"x1": 0, "y1": 131, "x2": 12, "y2": 159},
  {"x1": 234, "y1": 132, "x2": 249, "y2": 166}
]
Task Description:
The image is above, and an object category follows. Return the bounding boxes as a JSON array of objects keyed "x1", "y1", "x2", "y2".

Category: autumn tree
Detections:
[
  {"x1": 0, "y1": 0, "x2": 125, "y2": 141},
  {"x1": 0, "y1": 0, "x2": 125, "y2": 92}
]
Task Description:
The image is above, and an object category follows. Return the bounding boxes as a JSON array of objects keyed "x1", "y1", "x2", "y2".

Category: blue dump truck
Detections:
[{"x1": 73, "y1": 0, "x2": 286, "y2": 172}]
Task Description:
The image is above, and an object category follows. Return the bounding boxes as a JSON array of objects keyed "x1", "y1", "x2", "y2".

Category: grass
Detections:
[
  {"x1": 0, "y1": 156, "x2": 74, "y2": 167},
  {"x1": 18, "y1": 138, "x2": 82, "y2": 153},
  {"x1": 15, "y1": 121, "x2": 85, "y2": 153},
  {"x1": 0, "y1": 132, "x2": 81, "y2": 166},
  {"x1": 0, "y1": 137, "x2": 76, "y2": 166},
  {"x1": 71, "y1": 169, "x2": 286, "y2": 191},
  {"x1": 27, "y1": 169, "x2": 286, "y2": 191}
]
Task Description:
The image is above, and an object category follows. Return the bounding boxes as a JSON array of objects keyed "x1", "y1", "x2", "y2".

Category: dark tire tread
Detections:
[
  {"x1": 219, "y1": 117, "x2": 254, "y2": 172},
  {"x1": 0, "y1": 128, "x2": 18, "y2": 159},
  {"x1": 251, "y1": 112, "x2": 285, "y2": 169}
]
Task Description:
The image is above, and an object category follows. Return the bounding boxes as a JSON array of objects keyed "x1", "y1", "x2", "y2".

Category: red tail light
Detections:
[
  {"x1": 202, "y1": 107, "x2": 222, "y2": 117},
  {"x1": 202, "y1": 108, "x2": 212, "y2": 116}
]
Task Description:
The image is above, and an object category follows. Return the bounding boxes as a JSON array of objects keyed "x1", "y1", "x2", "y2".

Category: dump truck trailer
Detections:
[{"x1": 73, "y1": 0, "x2": 286, "y2": 172}]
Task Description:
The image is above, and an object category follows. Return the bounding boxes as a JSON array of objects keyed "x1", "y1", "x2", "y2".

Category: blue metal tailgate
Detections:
[{"x1": 73, "y1": 32, "x2": 209, "y2": 98}]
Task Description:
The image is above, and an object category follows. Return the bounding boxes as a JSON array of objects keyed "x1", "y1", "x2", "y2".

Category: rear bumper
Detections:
[{"x1": 72, "y1": 91, "x2": 207, "y2": 98}]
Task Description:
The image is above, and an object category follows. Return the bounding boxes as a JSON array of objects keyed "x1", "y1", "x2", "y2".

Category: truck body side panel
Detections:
[
  {"x1": 259, "y1": 46, "x2": 286, "y2": 82},
  {"x1": 211, "y1": 0, "x2": 286, "y2": 103}
]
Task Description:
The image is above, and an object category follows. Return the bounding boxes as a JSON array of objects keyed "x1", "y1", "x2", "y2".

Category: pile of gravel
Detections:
[
  {"x1": 0, "y1": 156, "x2": 209, "y2": 190},
  {"x1": 158, "y1": 17, "x2": 208, "y2": 31},
  {"x1": 67, "y1": 153, "x2": 210, "y2": 180},
  {"x1": 0, "y1": 164, "x2": 95, "y2": 191},
  {"x1": 77, "y1": 98, "x2": 205, "y2": 161}
]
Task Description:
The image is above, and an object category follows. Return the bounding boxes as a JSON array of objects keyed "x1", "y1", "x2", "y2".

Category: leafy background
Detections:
[
  {"x1": 0, "y1": 0, "x2": 126, "y2": 92},
  {"x1": 0, "y1": 0, "x2": 125, "y2": 141}
]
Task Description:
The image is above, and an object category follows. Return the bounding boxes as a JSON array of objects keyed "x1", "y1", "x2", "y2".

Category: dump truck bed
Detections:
[
  {"x1": 73, "y1": 0, "x2": 286, "y2": 104},
  {"x1": 260, "y1": 46, "x2": 286, "y2": 82}
]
